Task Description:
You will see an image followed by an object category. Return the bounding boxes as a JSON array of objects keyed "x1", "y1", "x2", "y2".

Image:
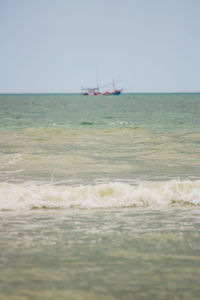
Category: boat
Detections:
[
  {"x1": 103, "y1": 89, "x2": 122, "y2": 96},
  {"x1": 81, "y1": 79, "x2": 122, "y2": 96},
  {"x1": 81, "y1": 87, "x2": 101, "y2": 96}
]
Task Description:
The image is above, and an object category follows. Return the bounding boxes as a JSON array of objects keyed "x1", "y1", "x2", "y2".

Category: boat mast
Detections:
[
  {"x1": 96, "y1": 69, "x2": 100, "y2": 93},
  {"x1": 112, "y1": 78, "x2": 116, "y2": 91}
]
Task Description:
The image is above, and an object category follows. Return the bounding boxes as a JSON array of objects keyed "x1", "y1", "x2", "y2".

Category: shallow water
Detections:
[
  {"x1": 0, "y1": 208, "x2": 200, "y2": 300},
  {"x1": 0, "y1": 93, "x2": 200, "y2": 184}
]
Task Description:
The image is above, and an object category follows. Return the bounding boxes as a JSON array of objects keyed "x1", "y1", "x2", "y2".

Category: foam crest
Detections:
[
  {"x1": 1, "y1": 153, "x2": 22, "y2": 168},
  {"x1": 0, "y1": 180, "x2": 200, "y2": 211}
]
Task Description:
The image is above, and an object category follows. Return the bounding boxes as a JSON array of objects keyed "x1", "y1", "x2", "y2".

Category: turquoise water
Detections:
[
  {"x1": 0, "y1": 93, "x2": 200, "y2": 299},
  {"x1": 0, "y1": 93, "x2": 200, "y2": 183},
  {"x1": 0, "y1": 93, "x2": 199, "y2": 131}
]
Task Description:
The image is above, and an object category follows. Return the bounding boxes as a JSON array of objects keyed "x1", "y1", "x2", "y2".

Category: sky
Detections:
[{"x1": 0, "y1": 0, "x2": 200, "y2": 93}]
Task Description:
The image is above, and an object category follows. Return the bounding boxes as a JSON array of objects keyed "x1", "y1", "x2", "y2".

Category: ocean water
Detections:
[{"x1": 0, "y1": 93, "x2": 200, "y2": 299}]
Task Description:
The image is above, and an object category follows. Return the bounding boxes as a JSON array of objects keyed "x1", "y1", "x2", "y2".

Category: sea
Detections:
[{"x1": 0, "y1": 93, "x2": 200, "y2": 299}]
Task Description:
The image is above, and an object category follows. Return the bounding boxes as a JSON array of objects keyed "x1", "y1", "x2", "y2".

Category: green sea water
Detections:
[{"x1": 0, "y1": 93, "x2": 200, "y2": 299}]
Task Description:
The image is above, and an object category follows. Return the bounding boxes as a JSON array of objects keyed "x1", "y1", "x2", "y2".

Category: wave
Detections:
[
  {"x1": 80, "y1": 121, "x2": 94, "y2": 126},
  {"x1": 0, "y1": 180, "x2": 200, "y2": 211},
  {"x1": 0, "y1": 126, "x2": 146, "y2": 140}
]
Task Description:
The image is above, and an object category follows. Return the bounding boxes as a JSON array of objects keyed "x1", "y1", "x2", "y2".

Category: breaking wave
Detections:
[
  {"x1": 0, "y1": 180, "x2": 200, "y2": 211},
  {"x1": 21, "y1": 126, "x2": 145, "y2": 136}
]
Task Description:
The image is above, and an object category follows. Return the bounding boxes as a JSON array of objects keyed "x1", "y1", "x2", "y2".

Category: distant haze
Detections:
[{"x1": 0, "y1": 0, "x2": 200, "y2": 93}]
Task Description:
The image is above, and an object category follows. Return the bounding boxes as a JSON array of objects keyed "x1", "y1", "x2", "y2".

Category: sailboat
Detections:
[{"x1": 103, "y1": 80, "x2": 122, "y2": 95}]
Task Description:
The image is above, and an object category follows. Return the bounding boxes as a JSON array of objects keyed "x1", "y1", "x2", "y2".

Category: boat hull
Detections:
[{"x1": 103, "y1": 90, "x2": 122, "y2": 96}]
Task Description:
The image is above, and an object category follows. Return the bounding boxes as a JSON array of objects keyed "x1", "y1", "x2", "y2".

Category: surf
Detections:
[{"x1": 0, "y1": 180, "x2": 200, "y2": 211}]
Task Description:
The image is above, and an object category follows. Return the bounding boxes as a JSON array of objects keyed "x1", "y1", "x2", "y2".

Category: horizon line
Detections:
[{"x1": 0, "y1": 91, "x2": 200, "y2": 95}]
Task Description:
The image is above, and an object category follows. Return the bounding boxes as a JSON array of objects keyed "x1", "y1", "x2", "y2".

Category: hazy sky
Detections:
[{"x1": 0, "y1": 0, "x2": 200, "y2": 93}]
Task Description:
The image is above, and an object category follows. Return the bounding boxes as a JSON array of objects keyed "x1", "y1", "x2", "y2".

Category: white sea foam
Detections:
[
  {"x1": 2, "y1": 153, "x2": 22, "y2": 167},
  {"x1": 0, "y1": 180, "x2": 200, "y2": 211}
]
